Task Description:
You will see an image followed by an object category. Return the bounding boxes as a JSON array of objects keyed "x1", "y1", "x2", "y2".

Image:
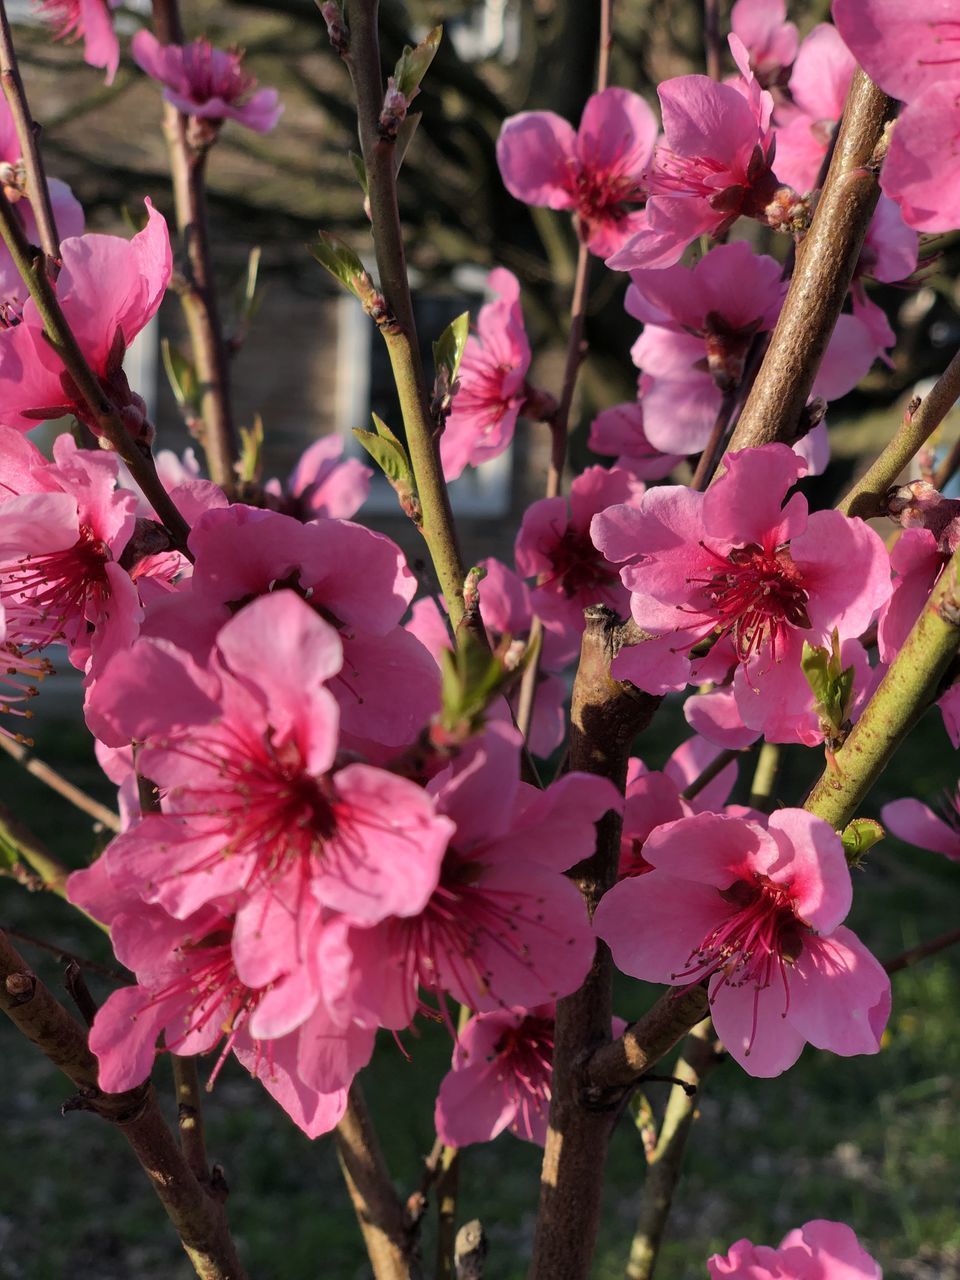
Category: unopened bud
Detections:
[
  {"x1": 378, "y1": 77, "x2": 408, "y2": 141},
  {"x1": 886, "y1": 480, "x2": 960, "y2": 551},
  {"x1": 764, "y1": 186, "x2": 812, "y2": 235},
  {"x1": 319, "y1": 1, "x2": 348, "y2": 54}
]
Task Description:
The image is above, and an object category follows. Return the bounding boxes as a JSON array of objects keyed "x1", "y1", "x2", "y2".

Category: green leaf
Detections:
[
  {"x1": 802, "y1": 630, "x2": 856, "y2": 735},
  {"x1": 394, "y1": 25, "x2": 442, "y2": 101},
  {"x1": 238, "y1": 415, "x2": 264, "y2": 485},
  {"x1": 349, "y1": 151, "x2": 368, "y2": 196},
  {"x1": 370, "y1": 411, "x2": 405, "y2": 452},
  {"x1": 433, "y1": 311, "x2": 470, "y2": 384},
  {"x1": 308, "y1": 231, "x2": 370, "y2": 301},
  {"x1": 840, "y1": 818, "x2": 885, "y2": 865},
  {"x1": 353, "y1": 428, "x2": 411, "y2": 488},
  {"x1": 161, "y1": 339, "x2": 199, "y2": 413},
  {"x1": 394, "y1": 113, "x2": 422, "y2": 176}
]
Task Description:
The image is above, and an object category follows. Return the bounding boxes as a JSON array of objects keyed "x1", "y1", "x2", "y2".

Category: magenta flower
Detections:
[
  {"x1": 588, "y1": 389, "x2": 683, "y2": 480},
  {"x1": 516, "y1": 465, "x2": 645, "y2": 663},
  {"x1": 82, "y1": 591, "x2": 455, "y2": 995},
  {"x1": 434, "y1": 1004, "x2": 556, "y2": 1147},
  {"x1": 264, "y1": 435, "x2": 372, "y2": 521},
  {"x1": 131, "y1": 32, "x2": 283, "y2": 134},
  {"x1": 607, "y1": 68, "x2": 787, "y2": 271},
  {"x1": 591, "y1": 446, "x2": 891, "y2": 741},
  {"x1": 709, "y1": 1219, "x2": 881, "y2": 1278},
  {"x1": 140, "y1": 503, "x2": 439, "y2": 751},
  {"x1": 879, "y1": 82, "x2": 960, "y2": 231},
  {"x1": 440, "y1": 268, "x2": 532, "y2": 481},
  {"x1": 627, "y1": 241, "x2": 786, "y2": 453},
  {"x1": 596, "y1": 809, "x2": 891, "y2": 1076},
  {"x1": 878, "y1": 528, "x2": 947, "y2": 663},
  {"x1": 882, "y1": 787, "x2": 960, "y2": 862},
  {"x1": 321, "y1": 724, "x2": 620, "y2": 1030},
  {"x1": 0, "y1": 201, "x2": 171, "y2": 438},
  {"x1": 406, "y1": 556, "x2": 569, "y2": 757},
  {"x1": 730, "y1": 0, "x2": 798, "y2": 89},
  {"x1": 496, "y1": 88, "x2": 657, "y2": 258},
  {"x1": 33, "y1": 0, "x2": 120, "y2": 85}
]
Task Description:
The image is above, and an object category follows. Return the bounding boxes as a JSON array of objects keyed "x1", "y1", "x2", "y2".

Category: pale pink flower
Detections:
[
  {"x1": 131, "y1": 32, "x2": 283, "y2": 133},
  {"x1": 139, "y1": 503, "x2": 440, "y2": 751},
  {"x1": 588, "y1": 388, "x2": 683, "y2": 480},
  {"x1": 516, "y1": 465, "x2": 645, "y2": 663},
  {"x1": 730, "y1": 0, "x2": 798, "y2": 89},
  {"x1": 877, "y1": 528, "x2": 947, "y2": 663},
  {"x1": 406, "y1": 557, "x2": 569, "y2": 757},
  {"x1": 591, "y1": 446, "x2": 892, "y2": 743},
  {"x1": 773, "y1": 24, "x2": 856, "y2": 194},
  {"x1": 882, "y1": 787, "x2": 960, "y2": 862},
  {"x1": 33, "y1": 0, "x2": 120, "y2": 85},
  {"x1": 607, "y1": 69, "x2": 785, "y2": 271},
  {"x1": 321, "y1": 724, "x2": 620, "y2": 1031},
  {"x1": 264, "y1": 435, "x2": 372, "y2": 521},
  {"x1": 496, "y1": 89, "x2": 657, "y2": 258},
  {"x1": 0, "y1": 201, "x2": 171, "y2": 438},
  {"x1": 440, "y1": 269, "x2": 531, "y2": 481},
  {"x1": 879, "y1": 84, "x2": 960, "y2": 231},
  {"x1": 82, "y1": 591, "x2": 455, "y2": 996},
  {"x1": 595, "y1": 809, "x2": 891, "y2": 1077},
  {"x1": 709, "y1": 1218, "x2": 881, "y2": 1278},
  {"x1": 434, "y1": 1004, "x2": 556, "y2": 1147}
]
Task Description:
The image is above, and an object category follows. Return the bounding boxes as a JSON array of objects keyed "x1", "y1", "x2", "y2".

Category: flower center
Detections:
[
  {"x1": 687, "y1": 541, "x2": 810, "y2": 662},
  {"x1": 493, "y1": 1014, "x2": 554, "y2": 1130},
  {"x1": 1, "y1": 524, "x2": 110, "y2": 650},
  {"x1": 546, "y1": 527, "x2": 620, "y2": 601},
  {"x1": 182, "y1": 41, "x2": 255, "y2": 107}
]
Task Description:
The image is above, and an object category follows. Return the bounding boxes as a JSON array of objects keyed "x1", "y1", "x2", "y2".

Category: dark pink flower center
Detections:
[
  {"x1": 687, "y1": 541, "x2": 810, "y2": 662},
  {"x1": 181, "y1": 41, "x2": 255, "y2": 107},
  {"x1": 574, "y1": 164, "x2": 644, "y2": 231},
  {"x1": 491, "y1": 1014, "x2": 554, "y2": 1132},
  {"x1": 544, "y1": 526, "x2": 620, "y2": 601},
  {"x1": 34, "y1": 0, "x2": 83, "y2": 42},
  {"x1": 1, "y1": 524, "x2": 110, "y2": 649}
]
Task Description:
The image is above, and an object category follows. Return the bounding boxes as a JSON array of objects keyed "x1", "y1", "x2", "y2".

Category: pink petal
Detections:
[
  {"x1": 766, "y1": 809, "x2": 852, "y2": 932},
  {"x1": 595, "y1": 872, "x2": 727, "y2": 985},
  {"x1": 435, "y1": 1059, "x2": 518, "y2": 1147},
  {"x1": 881, "y1": 797, "x2": 960, "y2": 860},
  {"x1": 704, "y1": 444, "x2": 807, "y2": 548},
  {"x1": 709, "y1": 977, "x2": 807, "y2": 1076},
  {"x1": 496, "y1": 111, "x2": 578, "y2": 209},
  {"x1": 786, "y1": 927, "x2": 890, "y2": 1057}
]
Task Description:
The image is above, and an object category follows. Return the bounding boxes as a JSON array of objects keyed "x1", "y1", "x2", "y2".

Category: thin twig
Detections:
[
  {"x1": 934, "y1": 433, "x2": 960, "y2": 492},
  {"x1": 680, "y1": 748, "x2": 743, "y2": 803},
  {"x1": 0, "y1": 928, "x2": 248, "y2": 1280},
  {"x1": 884, "y1": 927, "x2": 960, "y2": 975},
  {"x1": 747, "y1": 742, "x2": 780, "y2": 813},
  {"x1": 434, "y1": 1145, "x2": 460, "y2": 1280},
  {"x1": 725, "y1": 71, "x2": 895, "y2": 455},
  {"x1": 690, "y1": 389, "x2": 737, "y2": 491},
  {"x1": 703, "y1": 0, "x2": 722, "y2": 81},
  {"x1": 838, "y1": 346, "x2": 960, "y2": 518},
  {"x1": 0, "y1": 734, "x2": 121, "y2": 832},
  {"x1": 0, "y1": 0, "x2": 59, "y2": 259},
  {"x1": 0, "y1": 188, "x2": 192, "y2": 554},
  {"x1": 173, "y1": 1055, "x2": 213, "y2": 1188},
  {"x1": 0, "y1": 926, "x2": 122, "y2": 978},
  {"x1": 0, "y1": 799, "x2": 70, "y2": 897},
  {"x1": 625, "y1": 1020, "x2": 720, "y2": 1280}
]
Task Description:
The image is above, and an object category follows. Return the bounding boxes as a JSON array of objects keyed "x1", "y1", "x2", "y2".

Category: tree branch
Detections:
[
  {"x1": 529, "y1": 607, "x2": 661, "y2": 1280},
  {"x1": 839, "y1": 345, "x2": 960, "y2": 519},
  {"x1": 0, "y1": 735, "x2": 120, "y2": 832},
  {"x1": 0, "y1": 799, "x2": 71, "y2": 898},
  {"x1": 726, "y1": 71, "x2": 895, "y2": 454},
  {"x1": 0, "y1": 929, "x2": 247, "y2": 1280}
]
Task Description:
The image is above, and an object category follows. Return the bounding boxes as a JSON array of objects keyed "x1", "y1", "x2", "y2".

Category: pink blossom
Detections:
[
  {"x1": 730, "y1": 0, "x2": 798, "y2": 89},
  {"x1": 139, "y1": 503, "x2": 439, "y2": 751},
  {"x1": 832, "y1": 1, "x2": 960, "y2": 106},
  {"x1": 882, "y1": 787, "x2": 960, "y2": 862},
  {"x1": 82, "y1": 592, "x2": 455, "y2": 995},
  {"x1": 406, "y1": 557, "x2": 569, "y2": 757},
  {"x1": 0, "y1": 201, "x2": 171, "y2": 438},
  {"x1": 591, "y1": 446, "x2": 891, "y2": 741},
  {"x1": 34, "y1": 0, "x2": 120, "y2": 85},
  {"x1": 440, "y1": 269, "x2": 531, "y2": 481},
  {"x1": 595, "y1": 809, "x2": 891, "y2": 1076},
  {"x1": 264, "y1": 435, "x2": 372, "y2": 521},
  {"x1": 434, "y1": 1004, "x2": 556, "y2": 1146},
  {"x1": 709, "y1": 1219, "x2": 881, "y2": 1278},
  {"x1": 880, "y1": 83, "x2": 960, "y2": 231},
  {"x1": 607, "y1": 70, "x2": 786, "y2": 271},
  {"x1": 516, "y1": 466, "x2": 645, "y2": 663},
  {"x1": 941, "y1": 683, "x2": 960, "y2": 748},
  {"x1": 496, "y1": 89, "x2": 657, "y2": 258},
  {"x1": 0, "y1": 429, "x2": 145, "y2": 679},
  {"x1": 0, "y1": 99, "x2": 83, "y2": 247},
  {"x1": 321, "y1": 724, "x2": 620, "y2": 1030},
  {"x1": 588, "y1": 389, "x2": 683, "y2": 480},
  {"x1": 773, "y1": 24, "x2": 856, "y2": 194},
  {"x1": 877, "y1": 528, "x2": 947, "y2": 662},
  {"x1": 131, "y1": 32, "x2": 283, "y2": 133}
]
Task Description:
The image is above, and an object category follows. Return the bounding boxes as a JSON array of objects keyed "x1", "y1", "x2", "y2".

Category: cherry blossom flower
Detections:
[
  {"x1": 34, "y1": 0, "x2": 120, "y2": 85},
  {"x1": 81, "y1": 591, "x2": 455, "y2": 997},
  {"x1": 591, "y1": 446, "x2": 891, "y2": 742},
  {"x1": 497, "y1": 89, "x2": 657, "y2": 258},
  {"x1": 321, "y1": 724, "x2": 620, "y2": 1031},
  {"x1": 877, "y1": 528, "x2": 948, "y2": 663},
  {"x1": 773, "y1": 24, "x2": 856, "y2": 194},
  {"x1": 588, "y1": 388, "x2": 683, "y2": 480},
  {"x1": 0, "y1": 200, "x2": 171, "y2": 438},
  {"x1": 440, "y1": 269, "x2": 532, "y2": 481},
  {"x1": 264, "y1": 435, "x2": 372, "y2": 521},
  {"x1": 138, "y1": 503, "x2": 440, "y2": 751},
  {"x1": 516, "y1": 465, "x2": 645, "y2": 663},
  {"x1": 595, "y1": 809, "x2": 891, "y2": 1076},
  {"x1": 882, "y1": 787, "x2": 960, "y2": 862},
  {"x1": 709, "y1": 1218, "x2": 882, "y2": 1278},
  {"x1": 434, "y1": 1004, "x2": 556, "y2": 1146},
  {"x1": 607, "y1": 66, "x2": 789, "y2": 271},
  {"x1": 730, "y1": 0, "x2": 798, "y2": 89},
  {"x1": 406, "y1": 557, "x2": 569, "y2": 757},
  {"x1": 131, "y1": 32, "x2": 283, "y2": 134}
]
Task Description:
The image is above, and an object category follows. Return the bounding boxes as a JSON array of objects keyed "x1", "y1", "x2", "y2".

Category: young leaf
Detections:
[
  {"x1": 394, "y1": 25, "x2": 442, "y2": 101},
  {"x1": 308, "y1": 231, "x2": 371, "y2": 301},
  {"x1": 161, "y1": 339, "x2": 199, "y2": 413},
  {"x1": 840, "y1": 818, "x2": 885, "y2": 866},
  {"x1": 433, "y1": 311, "x2": 470, "y2": 384}
]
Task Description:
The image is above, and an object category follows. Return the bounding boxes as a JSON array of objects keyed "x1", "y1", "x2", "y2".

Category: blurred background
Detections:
[{"x1": 1, "y1": 1, "x2": 959, "y2": 1277}]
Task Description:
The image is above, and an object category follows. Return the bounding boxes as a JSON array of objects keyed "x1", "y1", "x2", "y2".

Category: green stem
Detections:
[
  {"x1": 839, "y1": 345, "x2": 960, "y2": 518},
  {"x1": 0, "y1": 735, "x2": 120, "y2": 832},
  {"x1": 342, "y1": 0, "x2": 468, "y2": 632},
  {"x1": 726, "y1": 71, "x2": 895, "y2": 454},
  {"x1": 0, "y1": 800, "x2": 70, "y2": 897},
  {"x1": 172, "y1": 1055, "x2": 213, "y2": 1188},
  {"x1": 747, "y1": 742, "x2": 780, "y2": 813}
]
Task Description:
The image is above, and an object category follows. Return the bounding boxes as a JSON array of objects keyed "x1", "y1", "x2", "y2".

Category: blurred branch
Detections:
[
  {"x1": 0, "y1": 735, "x2": 120, "y2": 832},
  {"x1": 885, "y1": 927, "x2": 960, "y2": 975}
]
